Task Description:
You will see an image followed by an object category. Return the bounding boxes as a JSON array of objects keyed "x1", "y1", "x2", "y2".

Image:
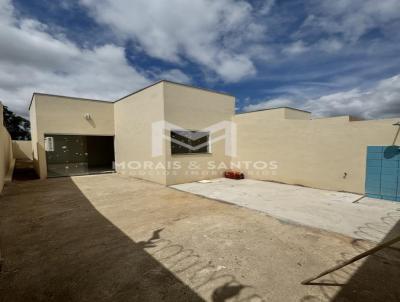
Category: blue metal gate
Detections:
[{"x1": 365, "y1": 146, "x2": 400, "y2": 201}]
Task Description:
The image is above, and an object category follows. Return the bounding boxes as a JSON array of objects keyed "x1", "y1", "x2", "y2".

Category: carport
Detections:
[{"x1": 45, "y1": 134, "x2": 115, "y2": 177}]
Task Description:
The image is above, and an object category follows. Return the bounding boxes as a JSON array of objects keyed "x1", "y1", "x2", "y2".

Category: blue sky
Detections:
[{"x1": 1, "y1": 0, "x2": 400, "y2": 119}]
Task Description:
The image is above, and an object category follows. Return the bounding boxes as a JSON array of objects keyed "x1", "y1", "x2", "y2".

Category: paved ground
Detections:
[
  {"x1": 172, "y1": 179, "x2": 400, "y2": 243},
  {"x1": 1, "y1": 174, "x2": 400, "y2": 302}
]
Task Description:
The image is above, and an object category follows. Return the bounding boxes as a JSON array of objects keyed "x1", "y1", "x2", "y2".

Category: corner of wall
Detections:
[
  {"x1": 0, "y1": 101, "x2": 4, "y2": 126},
  {"x1": 160, "y1": 81, "x2": 168, "y2": 186},
  {"x1": 283, "y1": 108, "x2": 311, "y2": 120},
  {"x1": 29, "y1": 96, "x2": 43, "y2": 178}
]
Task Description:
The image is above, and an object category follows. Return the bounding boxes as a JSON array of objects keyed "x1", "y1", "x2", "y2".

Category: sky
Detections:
[{"x1": 0, "y1": 0, "x2": 400, "y2": 120}]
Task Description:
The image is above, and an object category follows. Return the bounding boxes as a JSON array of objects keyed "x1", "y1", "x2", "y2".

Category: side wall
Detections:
[
  {"x1": 30, "y1": 97, "x2": 39, "y2": 174},
  {"x1": 0, "y1": 103, "x2": 13, "y2": 192},
  {"x1": 30, "y1": 95, "x2": 115, "y2": 179},
  {"x1": 12, "y1": 140, "x2": 33, "y2": 160},
  {"x1": 164, "y1": 82, "x2": 235, "y2": 185},
  {"x1": 234, "y1": 109, "x2": 400, "y2": 194},
  {"x1": 114, "y1": 82, "x2": 167, "y2": 184}
]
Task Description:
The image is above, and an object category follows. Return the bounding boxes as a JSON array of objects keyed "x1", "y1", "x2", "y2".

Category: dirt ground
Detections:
[{"x1": 0, "y1": 174, "x2": 399, "y2": 302}]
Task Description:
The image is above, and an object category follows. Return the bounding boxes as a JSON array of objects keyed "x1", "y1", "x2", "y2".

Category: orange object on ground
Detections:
[{"x1": 224, "y1": 170, "x2": 244, "y2": 180}]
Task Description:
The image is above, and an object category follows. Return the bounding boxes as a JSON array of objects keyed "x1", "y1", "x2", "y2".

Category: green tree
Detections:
[{"x1": 3, "y1": 106, "x2": 31, "y2": 140}]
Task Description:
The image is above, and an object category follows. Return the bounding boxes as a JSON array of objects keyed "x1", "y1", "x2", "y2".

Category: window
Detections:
[{"x1": 171, "y1": 130, "x2": 210, "y2": 154}]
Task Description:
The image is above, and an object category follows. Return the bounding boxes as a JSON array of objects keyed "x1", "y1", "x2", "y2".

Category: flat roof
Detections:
[
  {"x1": 28, "y1": 93, "x2": 110, "y2": 110},
  {"x1": 236, "y1": 106, "x2": 311, "y2": 115},
  {"x1": 113, "y1": 80, "x2": 163, "y2": 103},
  {"x1": 114, "y1": 80, "x2": 234, "y2": 103},
  {"x1": 29, "y1": 80, "x2": 234, "y2": 111}
]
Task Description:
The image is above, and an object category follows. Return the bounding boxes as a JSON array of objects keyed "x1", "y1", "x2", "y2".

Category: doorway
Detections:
[{"x1": 45, "y1": 134, "x2": 115, "y2": 177}]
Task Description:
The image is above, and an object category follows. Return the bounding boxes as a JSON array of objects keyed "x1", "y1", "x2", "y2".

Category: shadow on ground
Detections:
[
  {"x1": 303, "y1": 204, "x2": 400, "y2": 302},
  {"x1": 2, "y1": 174, "x2": 399, "y2": 302},
  {"x1": 12, "y1": 159, "x2": 39, "y2": 181},
  {"x1": 331, "y1": 208, "x2": 400, "y2": 302},
  {"x1": 0, "y1": 178, "x2": 204, "y2": 301},
  {"x1": 0, "y1": 176, "x2": 259, "y2": 302}
]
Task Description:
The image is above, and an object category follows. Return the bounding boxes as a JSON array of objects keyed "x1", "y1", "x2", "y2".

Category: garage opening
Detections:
[{"x1": 45, "y1": 134, "x2": 115, "y2": 177}]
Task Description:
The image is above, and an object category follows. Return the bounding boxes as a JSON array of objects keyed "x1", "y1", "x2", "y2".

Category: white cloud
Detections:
[
  {"x1": 79, "y1": 0, "x2": 264, "y2": 82},
  {"x1": 280, "y1": 0, "x2": 400, "y2": 61},
  {"x1": 282, "y1": 41, "x2": 309, "y2": 56},
  {"x1": 1, "y1": 0, "x2": 398, "y2": 120},
  {"x1": 158, "y1": 69, "x2": 191, "y2": 84},
  {"x1": 303, "y1": 0, "x2": 400, "y2": 42},
  {"x1": 316, "y1": 39, "x2": 343, "y2": 53},
  {"x1": 243, "y1": 74, "x2": 400, "y2": 119},
  {"x1": 0, "y1": 0, "x2": 191, "y2": 118},
  {"x1": 244, "y1": 97, "x2": 294, "y2": 112},
  {"x1": 258, "y1": 0, "x2": 275, "y2": 15}
]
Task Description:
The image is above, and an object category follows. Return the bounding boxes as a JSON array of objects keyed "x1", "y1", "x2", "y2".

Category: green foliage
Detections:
[{"x1": 3, "y1": 106, "x2": 31, "y2": 140}]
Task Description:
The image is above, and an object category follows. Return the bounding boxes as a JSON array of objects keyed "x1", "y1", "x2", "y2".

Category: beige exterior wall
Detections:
[
  {"x1": 163, "y1": 82, "x2": 235, "y2": 185},
  {"x1": 233, "y1": 109, "x2": 400, "y2": 194},
  {"x1": 284, "y1": 108, "x2": 311, "y2": 120},
  {"x1": 12, "y1": 140, "x2": 33, "y2": 160},
  {"x1": 113, "y1": 81, "x2": 235, "y2": 186},
  {"x1": 29, "y1": 82, "x2": 235, "y2": 185},
  {"x1": 0, "y1": 103, "x2": 13, "y2": 192},
  {"x1": 114, "y1": 82, "x2": 167, "y2": 184},
  {"x1": 30, "y1": 94, "x2": 114, "y2": 179},
  {"x1": 28, "y1": 81, "x2": 398, "y2": 193},
  {"x1": 29, "y1": 97, "x2": 39, "y2": 174}
]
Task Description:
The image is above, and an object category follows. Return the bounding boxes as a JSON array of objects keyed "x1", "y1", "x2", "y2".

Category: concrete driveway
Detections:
[
  {"x1": 172, "y1": 178, "x2": 400, "y2": 243},
  {"x1": 0, "y1": 174, "x2": 399, "y2": 302}
]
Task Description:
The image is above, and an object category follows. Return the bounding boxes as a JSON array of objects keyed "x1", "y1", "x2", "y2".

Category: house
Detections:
[
  {"x1": 29, "y1": 81, "x2": 234, "y2": 186},
  {"x1": 28, "y1": 80, "x2": 400, "y2": 199}
]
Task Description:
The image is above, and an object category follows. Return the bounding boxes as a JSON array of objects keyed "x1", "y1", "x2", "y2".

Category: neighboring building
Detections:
[{"x1": 29, "y1": 80, "x2": 400, "y2": 199}]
